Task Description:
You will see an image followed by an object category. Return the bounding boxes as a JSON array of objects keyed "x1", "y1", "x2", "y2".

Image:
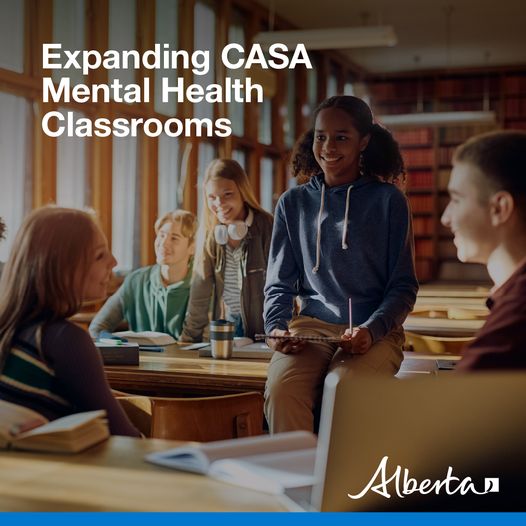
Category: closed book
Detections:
[{"x1": 96, "y1": 342, "x2": 140, "y2": 365}]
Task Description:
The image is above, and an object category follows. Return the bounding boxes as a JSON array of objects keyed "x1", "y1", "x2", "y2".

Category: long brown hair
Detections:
[
  {"x1": 197, "y1": 159, "x2": 272, "y2": 264},
  {"x1": 0, "y1": 206, "x2": 99, "y2": 371}
]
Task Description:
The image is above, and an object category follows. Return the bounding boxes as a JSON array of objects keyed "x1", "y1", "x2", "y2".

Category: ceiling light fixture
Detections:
[
  {"x1": 378, "y1": 111, "x2": 496, "y2": 128},
  {"x1": 253, "y1": 25, "x2": 398, "y2": 51}
]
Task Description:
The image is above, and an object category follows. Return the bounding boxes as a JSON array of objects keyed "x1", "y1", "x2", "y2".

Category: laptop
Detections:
[{"x1": 283, "y1": 369, "x2": 526, "y2": 511}]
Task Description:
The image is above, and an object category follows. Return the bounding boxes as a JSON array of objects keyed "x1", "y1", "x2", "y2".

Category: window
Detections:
[
  {"x1": 0, "y1": 0, "x2": 24, "y2": 73},
  {"x1": 52, "y1": 0, "x2": 85, "y2": 85},
  {"x1": 155, "y1": 0, "x2": 179, "y2": 116},
  {"x1": 108, "y1": 0, "x2": 137, "y2": 89},
  {"x1": 197, "y1": 142, "x2": 217, "y2": 217},
  {"x1": 0, "y1": 93, "x2": 31, "y2": 260},
  {"x1": 228, "y1": 9, "x2": 245, "y2": 136},
  {"x1": 306, "y1": 58, "x2": 318, "y2": 117},
  {"x1": 56, "y1": 108, "x2": 88, "y2": 208},
  {"x1": 158, "y1": 134, "x2": 180, "y2": 215},
  {"x1": 112, "y1": 134, "x2": 140, "y2": 272},
  {"x1": 193, "y1": 1, "x2": 215, "y2": 121},
  {"x1": 327, "y1": 69, "x2": 338, "y2": 98},
  {"x1": 285, "y1": 69, "x2": 296, "y2": 148},
  {"x1": 232, "y1": 149, "x2": 247, "y2": 171},
  {"x1": 344, "y1": 74, "x2": 354, "y2": 96},
  {"x1": 260, "y1": 157, "x2": 275, "y2": 212},
  {"x1": 258, "y1": 98, "x2": 272, "y2": 145}
]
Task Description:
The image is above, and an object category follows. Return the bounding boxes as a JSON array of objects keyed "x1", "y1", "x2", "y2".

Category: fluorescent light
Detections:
[
  {"x1": 253, "y1": 26, "x2": 397, "y2": 51},
  {"x1": 378, "y1": 111, "x2": 497, "y2": 127}
]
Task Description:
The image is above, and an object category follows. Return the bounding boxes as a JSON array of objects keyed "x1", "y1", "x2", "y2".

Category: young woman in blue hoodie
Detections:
[{"x1": 263, "y1": 95, "x2": 418, "y2": 433}]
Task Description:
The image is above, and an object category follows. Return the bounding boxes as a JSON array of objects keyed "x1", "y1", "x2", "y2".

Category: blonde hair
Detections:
[
  {"x1": 154, "y1": 209, "x2": 198, "y2": 243},
  {"x1": 197, "y1": 159, "x2": 271, "y2": 262},
  {"x1": 0, "y1": 206, "x2": 100, "y2": 371}
]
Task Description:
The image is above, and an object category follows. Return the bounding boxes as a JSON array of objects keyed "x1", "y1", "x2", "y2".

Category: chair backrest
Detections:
[
  {"x1": 150, "y1": 392, "x2": 264, "y2": 442},
  {"x1": 116, "y1": 396, "x2": 153, "y2": 437},
  {"x1": 405, "y1": 330, "x2": 472, "y2": 354}
]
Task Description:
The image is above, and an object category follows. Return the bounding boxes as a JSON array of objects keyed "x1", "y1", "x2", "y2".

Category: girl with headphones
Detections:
[{"x1": 181, "y1": 159, "x2": 273, "y2": 342}]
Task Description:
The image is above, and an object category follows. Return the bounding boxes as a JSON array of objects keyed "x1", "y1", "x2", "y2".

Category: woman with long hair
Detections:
[
  {"x1": 181, "y1": 159, "x2": 273, "y2": 341},
  {"x1": 0, "y1": 206, "x2": 139, "y2": 436}
]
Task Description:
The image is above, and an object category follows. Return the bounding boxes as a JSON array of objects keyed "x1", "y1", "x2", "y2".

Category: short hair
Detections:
[
  {"x1": 0, "y1": 217, "x2": 5, "y2": 241},
  {"x1": 154, "y1": 209, "x2": 198, "y2": 243},
  {"x1": 454, "y1": 130, "x2": 526, "y2": 198}
]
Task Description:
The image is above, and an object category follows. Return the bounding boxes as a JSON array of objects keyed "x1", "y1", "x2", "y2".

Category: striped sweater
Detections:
[
  {"x1": 0, "y1": 319, "x2": 140, "y2": 436},
  {"x1": 0, "y1": 322, "x2": 73, "y2": 420}
]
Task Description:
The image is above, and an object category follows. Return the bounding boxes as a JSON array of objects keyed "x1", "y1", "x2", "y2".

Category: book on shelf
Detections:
[
  {"x1": 145, "y1": 430, "x2": 317, "y2": 495},
  {"x1": 112, "y1": 330, "x2": 176, "y2": 346},
  {"x1": 0, "y1": 400, "x2": 109, "y2": 454}
]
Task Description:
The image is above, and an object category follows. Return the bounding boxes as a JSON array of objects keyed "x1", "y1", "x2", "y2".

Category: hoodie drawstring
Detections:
[
  {"x1": 312, "y1": 183, "x2": 326, "y2": 273},
  {"x1": 312, "y1": 183, "x2": 353, "y2": 273},
  {"x1": 342, "y1": 185, "x2": 353, "y2": 250}
]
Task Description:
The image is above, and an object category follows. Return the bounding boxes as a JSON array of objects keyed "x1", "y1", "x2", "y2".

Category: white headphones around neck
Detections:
[{"x1": 214, "y1": 208, "x2": 254, "y2": 245}]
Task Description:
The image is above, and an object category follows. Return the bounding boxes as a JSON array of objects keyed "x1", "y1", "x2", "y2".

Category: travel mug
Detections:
[{"x1": 209, "y1": 319, "x2": 234, "y2": 359}]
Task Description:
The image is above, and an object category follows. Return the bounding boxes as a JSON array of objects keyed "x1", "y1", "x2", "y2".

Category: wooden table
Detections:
[
  {"x1": 105, "y1": 346, "x2": 269, "y2": 397},
  {"x1": 105, "y1": 347, "x2": 447, "y2": 397},
  {"x1": 417, "y1": 284, "x2": 490, "y2": 298},
  {"x1": 0, "y1": 437, "x2": 287, "y2": 511},
  {"x1": 403, "y1": 315, "x2": 484, "y2": 337}
]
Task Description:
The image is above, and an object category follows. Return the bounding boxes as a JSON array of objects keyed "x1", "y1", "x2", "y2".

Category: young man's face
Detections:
[{"x1": 441, "y1": 162, "x2": 496, "y2": 264}]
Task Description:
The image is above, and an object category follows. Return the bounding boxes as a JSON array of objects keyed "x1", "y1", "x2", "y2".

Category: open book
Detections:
[
  {"x1": 113, "y1": 330, "x2": 176, "y2": 346},
  {"x1": 145, "y1": 430, "x2": 317, "y2": 494},
  {"x1": 0, "y1": 400, "x2": 109, "y2": 453}
]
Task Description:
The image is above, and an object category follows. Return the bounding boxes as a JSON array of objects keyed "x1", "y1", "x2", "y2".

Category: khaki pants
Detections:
[{"x1": 264, "y1": 315, "x2": 404, "y2": 434}]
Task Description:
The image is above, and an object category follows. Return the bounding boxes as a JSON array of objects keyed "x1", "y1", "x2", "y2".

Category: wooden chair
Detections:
[
  {"x1": 117, "y1": 392, "x2": 264, "y2": 442},
  {"x1": 116, "y1": 395, "x2": 153, "y2": 437},
  {"x1": 405, "y1": 331, "x2": 473, "y2": 354}
]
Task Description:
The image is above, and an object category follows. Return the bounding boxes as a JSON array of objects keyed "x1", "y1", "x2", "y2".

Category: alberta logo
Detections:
[{"x1": 348, "y1": 456, "x2": 500, "y2": 500}]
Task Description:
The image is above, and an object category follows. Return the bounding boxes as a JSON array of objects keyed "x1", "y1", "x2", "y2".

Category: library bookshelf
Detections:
[{"x1": 366, "y1": 67, "x2": 526, "y2": 282}]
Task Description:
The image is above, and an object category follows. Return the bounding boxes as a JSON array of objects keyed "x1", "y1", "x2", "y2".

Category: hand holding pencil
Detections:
[{"x1": 341, "y1": 298, "x2": 372, "y2": 354}]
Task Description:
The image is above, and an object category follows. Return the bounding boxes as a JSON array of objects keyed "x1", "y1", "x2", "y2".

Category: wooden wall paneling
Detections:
[
  {"x1": 86, "y1": 0, "x2": 113, "y2": 242},
  {"x1": 179, "y1": 0, "x2": 198, "y2": 213},
  {"x1": 271, "y1": 70, "x2": 285, "y2": 150},
  {"x1": 216, "y1": 0, "x2": 232, "y2": 159},
  {"x1": 294, "y1": 65, "x2": 308, "y2": 137},
  {"x1": 30, "y1": 0, "x2": 56, "y2": 207},
  {"x1": 336, "y1": 62, "x2": 345, "y2": 95},
  {"x1": 242, "y1": 9, "x2": 259, "y2": 192},
  {"x1": 317, "y1": 55, "x2": 329, "y2": 103},
  {"x1": 271, "y1": 70, "x2": 286, "y2": 192},
  {"x1": 138, "y1": 0, "x2": 158, "y2": 266}
]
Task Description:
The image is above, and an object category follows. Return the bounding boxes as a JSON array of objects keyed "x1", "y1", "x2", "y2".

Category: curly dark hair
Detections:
[
  {"x1": 290, "y1": 95, "x2": 405, "y2": 183},
  {"x1": 0, "y1": 217, "x2": 5, "y2": 242}
]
